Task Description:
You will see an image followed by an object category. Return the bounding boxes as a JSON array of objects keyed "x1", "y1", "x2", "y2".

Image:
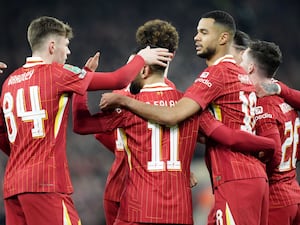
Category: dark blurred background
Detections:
[{"x1": 0, "y1": 0, "x2": 300, "y2": 224}]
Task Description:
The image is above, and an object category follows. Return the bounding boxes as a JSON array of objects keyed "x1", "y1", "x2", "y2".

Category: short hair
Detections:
[
  {"x1": 136, "y1": 19, "x2": 179, "y2": 53},
  {"x1": 201, "y1": 10, "x2": 236, "y2": 37},
  {"x1": 27, "y1": 16, "x2": 73, "y2": 52},
  {"x1": 248, "y1": 40, "x2": 282, "y2": 78},
  {"x1": 233, "y1": 30, "x2": 251, "y2": 50}
]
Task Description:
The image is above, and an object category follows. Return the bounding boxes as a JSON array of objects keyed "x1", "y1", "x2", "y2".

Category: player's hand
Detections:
[
  {"x1": 255, "y1": 81, "x2": 280, "y2": 98},
  {"x1": 84, "y1": 52, "x2": 100, "y2": 72},
  {"x1": 100, "y1": 93, "x2": 124, "y2": 110},
  {"x1": 190, "y1": 171, "x2": 198, "y2": 188},
  {"x1": 0, "y1": 62, "x2": 7, "y2": 73},
  {"x1": 137, "y1": 46, "x2": 173, "y2": 67}
]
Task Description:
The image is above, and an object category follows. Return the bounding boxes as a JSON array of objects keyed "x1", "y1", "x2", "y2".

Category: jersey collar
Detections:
[
  {"x1": 23, "y1": 57, "x2": 46, "y2": 68},
  {"x1": 212, "y1": 54, "x2": 236, "y2": 66}
]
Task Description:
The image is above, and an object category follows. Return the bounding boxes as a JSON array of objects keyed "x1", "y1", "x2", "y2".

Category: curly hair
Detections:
[{"x1": 136, "y1": 19, "x2": 179, "y2": 53}]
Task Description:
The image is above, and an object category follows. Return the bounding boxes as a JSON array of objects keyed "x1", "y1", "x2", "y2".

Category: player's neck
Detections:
[
  {"x1": 144, "y1": 74, "x2": 164, "y2": 85},
  {"x1": 206, "y1": 48, "x2": 231, "y2": 66}
]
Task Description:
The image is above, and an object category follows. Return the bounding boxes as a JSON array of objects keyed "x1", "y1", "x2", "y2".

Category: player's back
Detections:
[
  {"x1": 255, "y1": 95, "x2": 300, "y2": 208},
  {"x1": 1, "y1": 61, "x2": 90, "y2": 198},
  {"x1": 117, "y1": 83, "x2": 199, "y2": 224}
]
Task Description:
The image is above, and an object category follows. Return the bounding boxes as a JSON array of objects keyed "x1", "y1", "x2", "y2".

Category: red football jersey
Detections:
[
  {"x1": 255, "y1": 95, "x2": 300, "y2": 208},
  {"x1": 95, "y1": 88, "x2": 131, "y2": 202},
  {"x1": 73, "y1": 83, "x2": 199, "y2": 224},
  {"x1": 184, "y1": 55, "x2": 267, "y2": 187},
  {"x1": 0, "y1": 57, "x2": 92, "y2": 198}
]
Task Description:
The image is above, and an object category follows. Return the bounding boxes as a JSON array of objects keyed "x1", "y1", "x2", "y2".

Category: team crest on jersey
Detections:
[
  {"x1": 200, "y1": 71, "x2": 209, "y2": 78},
  {"x1": 63, "y1": 64, "x2": 87, "y2": 79}
]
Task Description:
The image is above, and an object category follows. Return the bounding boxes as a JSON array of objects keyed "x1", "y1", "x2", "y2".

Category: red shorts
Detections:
[
  {"x1": 104, "y1": 199, "x2": 120, "y2": 225},
  {"x1": 269, "y1": 204, "x2": 300, "y2": 225},
  {"x1": 113, "y1": 219, "x2": 191, "y2": 225},
  {"x1": 5, "y1": 192, "x2": 81, "y2": 225},
  {"x1": 207, "y1": 178, "x2": 269, "y2": 225}
]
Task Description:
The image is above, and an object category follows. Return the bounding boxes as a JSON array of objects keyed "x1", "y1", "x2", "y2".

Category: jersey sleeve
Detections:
[
  {"x1": 87, "y1": 55, "x2": 145, "y2": 91},
  {"x1": 184, "y1": 66, "x2": 224, "y2": 110},
  {"x1": 199, "y1": 109, "x2": 275, "y2": 153},
  {"x1": 53, "y1": 63, "x2": 93, "y2": 96},
  {"x1": 94, "y1": 132, "x2": 116, "y2": 153},
  {"x1": 278, "y1": 81, "x2": 300, "y2": 110},
  {"x1": 72, "y1": 92, "x2": 125, "y2": 134}
]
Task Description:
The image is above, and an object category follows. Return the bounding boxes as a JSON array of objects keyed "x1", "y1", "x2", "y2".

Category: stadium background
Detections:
[{"x1": 0, "y1": 0, "x2": 299, "y2": 224}]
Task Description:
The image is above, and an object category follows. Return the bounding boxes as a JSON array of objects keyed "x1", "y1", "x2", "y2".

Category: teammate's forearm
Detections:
[
  {"x1": 278, "y1": 82, "x2": 300, "y2": 110},
  {"x1": 87, "y1": 56, "x2": 144, "y2": 91}
]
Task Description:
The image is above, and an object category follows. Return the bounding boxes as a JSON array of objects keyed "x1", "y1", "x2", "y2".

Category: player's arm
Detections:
[
  {"x1": 72, "y1": 92, "x2": 118, "y2": 134},
  {"x1": 87, "y1": 47, "x2": 172, "y2": 91},
  {"x1": 94, "y1": 132, "x2": 115, "y2": 153},
  {"x1": 258, "y1": 81, "x2": 300, "y2": 110},
  {"x1": 100, "y1": 94, "x2": 201, "y2": 126},
  {"x1": 199, "y1": 110, "x2": 276, "y2": 153},
  {"x1": 255, "y1": 122, "x2": 282, "y2": 171}
]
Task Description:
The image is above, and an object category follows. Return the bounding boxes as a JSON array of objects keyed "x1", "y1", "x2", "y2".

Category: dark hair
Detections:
[
  {"x1": 248, "y1": 40, "x2": 282, "y2": 78},
  {"x1": 27, "y1": 16, "x2": 73, "y2": 52},
  {"x1": 136, "y1": 19, "x2": 179, "y2": 53},
  {"x1": 201, "y1": 10, "x2": 236, "y2": 35},
  {"x1": 135, "y1": 19, "x2": 179, "y2": 73},
  {"x1": 233, "y1": 30, "x2": 251, "y2": 50}
]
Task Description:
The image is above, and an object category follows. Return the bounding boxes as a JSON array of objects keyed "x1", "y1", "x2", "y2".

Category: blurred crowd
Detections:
[{"x1": 0, "y1": 0, "x2": 299, "y2": 224}]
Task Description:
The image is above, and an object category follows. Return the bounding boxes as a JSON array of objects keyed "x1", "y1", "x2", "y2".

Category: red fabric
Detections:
[
  {"x1": 5, "y1": 193, "x2": 81, "y2": 225},
  {"x1": 87, "y1": 55, "x2": 144, "y2": 91},
  {"x1": 278, "y1": 81, "x2": 300, "y2": 110},
  {"x1": 207, "y1": 178, "x2": 269, "y2": 225},
  {"x1": 268, "y1": 204, "x2": 300, "y2": 225},
  {"x1": 184, "y1": 57, "x2": 267, "y2": 187},
  {"x1": 73, "y1": 83, "x2": 197, "y2": 224},
  {"x1": 103, "y1": 199, "x2": 120, "y2": 225},
  {"x1": 0, "y1": 61, "x2": 93, "y2": 198},
  {"x1": 255, "y1": 95, "x2": 300, "y2": 209}
]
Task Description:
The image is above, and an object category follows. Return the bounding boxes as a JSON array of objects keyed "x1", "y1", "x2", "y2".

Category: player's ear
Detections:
[
  {"x1": 49, "y1": 41, "x2": 55, "y2": 55},
  {"x1": 141, "y1": 65, "x2": 150, "y2": 79}
]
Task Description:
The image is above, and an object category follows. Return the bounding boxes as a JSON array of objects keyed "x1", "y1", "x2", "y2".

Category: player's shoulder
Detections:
[{"x1": 257, "y1": 95, "x2": 283, "y2": 106}]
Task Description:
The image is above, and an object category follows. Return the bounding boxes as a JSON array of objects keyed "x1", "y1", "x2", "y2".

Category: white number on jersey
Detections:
[
  {"x1": 147, "y1": 122, "x2": 181, "y2": 171},
  {"x1": 3, "y1": 86, "x2": 47, "y2": 143},
  {"x1": 239, "y1": 91, "x2": 257, "y2": 133},
  {"x1": 279, "y1": 118, "x2": 300, "y2": 171}
]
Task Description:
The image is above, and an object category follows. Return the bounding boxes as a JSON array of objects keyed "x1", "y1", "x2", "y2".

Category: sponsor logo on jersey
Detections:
[
  {"x1": 254, "y1": 106, "x2": 273, "y2": 121},
  {"x1": 195, "y1": 77, "x2": 212, "y2": 87},
  {"x1": 63, "y1": 64, "x2": 87, "y2": 79}
]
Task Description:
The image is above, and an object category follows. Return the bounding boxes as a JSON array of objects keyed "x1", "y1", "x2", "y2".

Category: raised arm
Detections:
[
  {"x1": 87, "y1": 47, "x2": 173, "y2": 91},
  {"x1": 100, "y1": 93, "x2": 200, "y2": 126}
]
